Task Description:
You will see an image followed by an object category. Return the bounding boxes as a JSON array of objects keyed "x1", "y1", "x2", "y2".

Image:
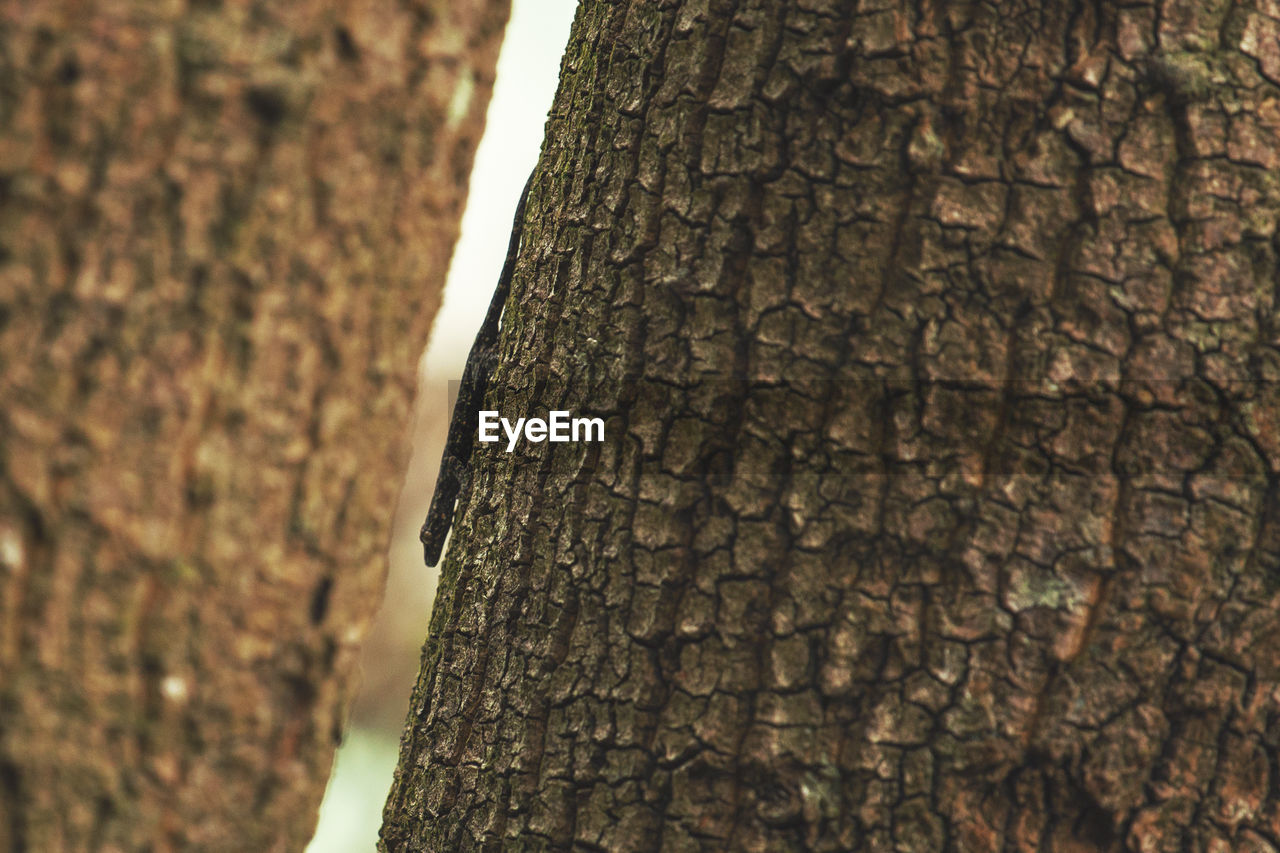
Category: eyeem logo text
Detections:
[{"x1": 479, "y1": 411, "x2": 605, "y2": 452}]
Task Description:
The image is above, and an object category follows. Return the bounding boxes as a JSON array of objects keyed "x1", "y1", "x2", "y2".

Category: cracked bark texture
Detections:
[
  {"x1": 0, "y1": 0, "x2": 508, "y2": 849},
  {"x1": 383, "y1": 1, "x2": 1280, "y2": 851}
]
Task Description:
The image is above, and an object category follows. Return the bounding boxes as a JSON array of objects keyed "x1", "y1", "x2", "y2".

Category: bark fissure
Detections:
[{"x1": 385, "y1": 0, "x2": 1280, "y2": 849}]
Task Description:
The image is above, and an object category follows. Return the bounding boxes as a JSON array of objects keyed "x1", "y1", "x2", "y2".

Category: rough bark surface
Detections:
[
  {"x1": 384, "y1": 1, "x2": 1280, "y2": 851},
  {"x1": 0, "y1": 1, "x2": 508, "y2": 849}
]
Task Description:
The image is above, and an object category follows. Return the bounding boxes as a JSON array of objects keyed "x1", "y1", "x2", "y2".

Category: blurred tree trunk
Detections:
[
  {"x1": 382, "y1": 1, "x2": 1280, "y2": 851},
  {"x1": 0, "y1": 0, "x2": 508, "y2": 849}
]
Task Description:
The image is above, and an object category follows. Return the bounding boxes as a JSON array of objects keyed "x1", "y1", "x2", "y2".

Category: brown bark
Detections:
[
  {"x1": 383, "y1": 1, "x2": 1280, "y2": 851},
  {"x1": 0, "y1": 1, "x2": 508, "y2": 849}
]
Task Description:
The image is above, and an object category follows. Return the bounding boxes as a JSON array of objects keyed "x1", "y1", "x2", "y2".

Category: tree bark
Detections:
[
  {"x1": 384, "y1": 0, "x2": 1280, "y2": 851},
  {"x1": 0, "y1": 1, "x2": 508, "y2": 849}
]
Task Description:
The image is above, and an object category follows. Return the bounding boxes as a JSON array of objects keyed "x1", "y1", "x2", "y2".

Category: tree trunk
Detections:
[
  {"x1": 0, "y1": 1, "x2": 508, "y2": 849},
  {"x1": 383, "y1": 1, "x2": 1280, "y2": 851}
]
